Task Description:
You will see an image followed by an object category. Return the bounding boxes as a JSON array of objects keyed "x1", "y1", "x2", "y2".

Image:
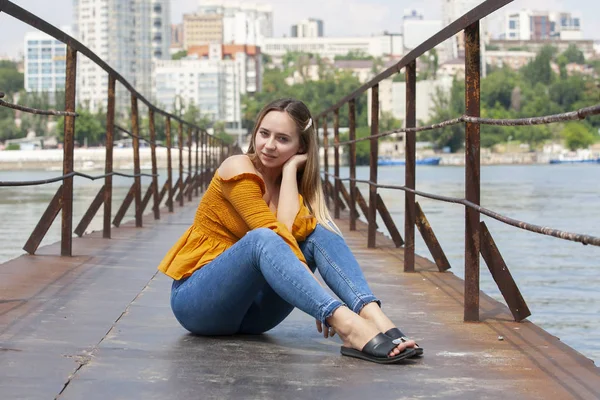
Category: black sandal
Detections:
[
  {"x1": 384, "y1": 328, "x2": 424, "y2": 357},
  {"x1": 340, "y1": 333, "x2": 417, "y2": 364}
]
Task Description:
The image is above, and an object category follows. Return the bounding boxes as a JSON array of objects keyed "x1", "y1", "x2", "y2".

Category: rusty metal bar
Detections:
[
  {"x1": 148, "y1": 108, "x2": 160, "y2": 220},
  {"x1": 368, "y1": 85, "x2": 379, "y2": 248},
  {"x1": 333, "y1": 109, "x2": 340, "y2": 219},
  {"x1": 166, "y1": 177, "x2": 182, "y2": 209},
  {"x1": 175, "y1": 176, "x2": 191, "y2": 202},
  {"x1": 195, "y1": 130, "x2": 199, "y2": 197},
  {"x1": 464, "y1": 21, "x2": 481, "y2": 322},
  {"x1": 74, "y1": 185, "x2": 105, "y2": 237},
  {"x1": 323, "y1": 117, "x2": 330, "y2": 209},
  {"x1": 188, "y1": 126, "x2": 193, "y2": 202},
  {"x1": 480, "y1": 221, "x2": 531, "y2": 322},
  {"x1": 353, "y1": 187, "x2": 378, "y2": 229},
  {"x1": 415, "y1": 202, "x2": 451, "y2": 272},
  {"x1": 201, "y1": 130, "x2": 206, "y2": 191},
  {"x1": 338, "y1": 183, "x2": 360, "y2": 220},
  {"x1": 348, "y1": 99, "x2": 357, "y2": 231},
  {"x1": 376, "y1": 193, "x2": 404, "y2": 248},
  {"x1": 103, "y1": 75, "x2": 115, "y2": 238},
  {"x1": 130, "y1": 94, "x2": 142, "y2": 227},
  {"x1": 61, "y1": 46, "x2": 76, "y2": 256},
  {"x1": 178, "y1": 122, "x2": 183, "y2": 207},
  {"x1": 113, "y1": 184, "x2": 135, "y2": 227},
  {"x1": 326, "y1": 179, "x2": 346, "y2": 211},
  {"x1": 405, "y1": 61, "x2": 417, "y2": 272},
  {"x1": 158, "y1": 178, "x2": 170, "y2": 204},
  {"x1": 23, "y1": 185, "x2": 63, "y2": 254},
  {"x1": 140, "y1": 184, "x2": 154, "y2": 214},
  {"x1": 166, "y1": 117, "x2": 173, "y2": 212}
]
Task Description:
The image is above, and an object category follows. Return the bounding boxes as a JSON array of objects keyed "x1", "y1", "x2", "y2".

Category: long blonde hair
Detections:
[{"x1": 246, "y1": 98, "x2": 340, "y2": 235}]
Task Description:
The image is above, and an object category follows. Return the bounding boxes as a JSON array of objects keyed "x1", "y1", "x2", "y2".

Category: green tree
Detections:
[
  {"x1": 56, "y1": 109, "x2": 105, "y2": 146},
  {"x1": 561, "y1": 122, "x2": 596, "y2": 150},
  {"x1": 561, "y1": 44, "x2": 585, "y2": 65},
  {"x1": 172, "y1": 50, "x2": 187, "y2": 60},
  {"x1": 0, "y1": 61, "x2": 24, "y2": 94},
  {"x1": 420, "y1": 79, "x2": 465, "y2": 152},
  {"x1": 522, "y1": 45, "x2": 556, "y2": 86},
  {"x1": 334, "y1": 50, "x2": 374, "y2": 61}
]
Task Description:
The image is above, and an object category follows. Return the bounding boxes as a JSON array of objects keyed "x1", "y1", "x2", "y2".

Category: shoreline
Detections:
[{"x1": 0, "y1": 148, "x2": 579, "y2": 170}]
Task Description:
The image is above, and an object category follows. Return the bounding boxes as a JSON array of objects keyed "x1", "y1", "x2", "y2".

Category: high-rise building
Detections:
[
  {"x1": 188, "y1": 1, "x2": 273, "y2": 47},
  {"x1": 441, "y1": 0, "x2": 483, "y2": 60},
  {"x1": 291, "y1": 19, "x2": 324, "y2": 38},
  {"x1": 504, "y1": 10, "x2": 583, "y2": 41},
  {"x1": 24, "y1": 28, "x2": 70, "y2": 93},
  {"x1": 74, "y1": 0, "x2": 170, "y2": 112},
  {"x1": 402, "y1": 9, "x2": 442, "y2": 50},
  {"x1": 171, "y1": 23, "x2": 184, "y2": 50},
  {"x1": 183, "y1": 13, "x2": 224, "y2": 49}
]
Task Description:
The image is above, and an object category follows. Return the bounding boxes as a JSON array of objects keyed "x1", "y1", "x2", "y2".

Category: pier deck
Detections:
[{"x1": 1, "y1": 201, "x2": 599, "y2": 399}]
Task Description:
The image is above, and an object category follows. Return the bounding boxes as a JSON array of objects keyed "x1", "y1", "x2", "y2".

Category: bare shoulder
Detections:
[{"x1": 218, "y1": 155, "x2": 257, "y2": 180}]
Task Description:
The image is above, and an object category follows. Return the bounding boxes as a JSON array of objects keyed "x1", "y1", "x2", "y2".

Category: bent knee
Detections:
[{"x1": 245, "y1": 227, "x2": 278, "y2": 242}]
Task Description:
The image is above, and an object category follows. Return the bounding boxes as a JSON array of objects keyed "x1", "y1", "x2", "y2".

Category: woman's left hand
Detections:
[
  {"x1": 283, "y1": 153, "x2": 308, "y2": 171},
  {"x1": 315, "y1": 319, "x2": 336, "y2": 338}
]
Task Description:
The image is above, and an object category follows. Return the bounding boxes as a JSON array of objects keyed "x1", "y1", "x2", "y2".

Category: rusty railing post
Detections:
[
  {"x1": 368, "y1": 85, "x2": 379, "y2": 248},
  {"x1": 323, "y1": 117, "x2": 330, "y2": 208},
  {"x1": 61, "y1": 46, "x2": 77, "y2": 256},
  {"x1": 333, "y1": 109, "x2": 340, "y2": 219},
  {"x1": 130, "y1": 94, "x2": 142, "y2": 227},
  {"x1": 103, "y1": 75, "x2": 115, "y2": 238},
  {"x1": 201, "y1": 130, "x2": 206, "y2": 191},
  {"x1": 149, "y1": 108, "x2": 159, "y2": 219},
  {"x1": 348, "y1": 99, "x2": 357, "y2": 231},
  {"x1": 464, "y1": 21, "x2": 481, "y2": 322},
  {"x1": 178, "y1": 122, "x2": 184, "y2": 207},
  {"x1": 195, "y1": 129, "x2": 199, "y2": 196},
  {"x1": 188, "y1": 126, "x2": 193, "y2": 202},
  {"x1": 166, "y1": 117, "x2": 174, "y2": 212},
  {"x1": 405, "y1": 61, "x2": 417, "y2": 272}
]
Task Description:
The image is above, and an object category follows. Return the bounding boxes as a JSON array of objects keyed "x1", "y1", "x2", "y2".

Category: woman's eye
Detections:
[
  {"x1": 260, "y1": 131, "x2": 269, "y2": 137},
  {"x1": 278, "y1": 137, "x2": 289, "y2": 142}
]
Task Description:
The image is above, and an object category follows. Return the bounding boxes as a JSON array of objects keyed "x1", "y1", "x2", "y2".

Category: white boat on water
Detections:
[{"x1": 549, "y1": 149, "x2": 600, "y2": 164}]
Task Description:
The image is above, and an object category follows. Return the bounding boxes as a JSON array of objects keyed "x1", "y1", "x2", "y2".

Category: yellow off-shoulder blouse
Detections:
[{"x1": 157, "y1": 171, "x2": 317, "y2": 280}]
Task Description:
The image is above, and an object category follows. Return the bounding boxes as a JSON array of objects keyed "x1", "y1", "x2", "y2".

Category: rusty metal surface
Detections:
[
  {"x1": 74, "y1": 185, "x2": 105, "y2": 237},
  {"x1": 348, "y1": 99, "x2": 357, "y2": 231},
  {"x1": 0, "y1": 98, "x2": 77, "y2": 116},
  {"x1": 376, "y1": 194, "x2": 404, "y2": 248},
  {"x1": 112, "y1": 184, "x2": 135, "y2": 228},
  {"x1": 333, "y1": 109, "x2": 340, "y2": 219},
  {"x1": 61, "y1": 46, "x2": 76, "y2": 257},
  {"x1": 322, "y1": 117, "x2": 330, "y2": 209},
  {"x1": 368, "y1": 85, "x2": 379, "y2": 248},
  {"x1": 405, "y1": 61, "x2": 416, "y2": 273},
  {"x1": 415, "y1": 202, "x2": 451, "y2": 272},
  {"x1": 166, "y1": 117, "x2": 174, "y2": 213},
  {"x1": 353, "y1": 186, "x2": 378, "y2": 229},
  {"x1": 148, "y1": 109, "x2": 160, "y2": 220},
  {"x1": 480, "y1": 221, "x2": 531, "y2": 322},
  {"x1": 23, "y1": 185, "x2": 63, "y2": 255},
  {"x1": 1, "y1": 203, "x2": 599, "y2": 399},
  {"x1": 104, "y1": 75, "x2": 115, "y2": 238},
  {"x1": 338, "y1": 183, "x2": 360, "y2": 220},
  {"x1": 130, "y1": 95, "x2": 142, "y2": 228},
  {"x1": 140, "y1": 184, "x2": 154, "y2": 215},
  {"x1": 188, "y1": 127, "x2": 193, "y2": 202},
  {"x1": 464, "y1": 22, "x2": 481, "y2": 322}
]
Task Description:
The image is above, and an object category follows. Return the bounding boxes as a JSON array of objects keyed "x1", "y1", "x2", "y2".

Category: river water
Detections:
[{"x1": 1, "y1": 164, "x2": 599, "y2": 364}]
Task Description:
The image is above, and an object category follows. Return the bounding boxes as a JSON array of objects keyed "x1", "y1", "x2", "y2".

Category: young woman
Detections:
[{"x1": 158, "y1": 98, "x2": 422, "y2": 364}]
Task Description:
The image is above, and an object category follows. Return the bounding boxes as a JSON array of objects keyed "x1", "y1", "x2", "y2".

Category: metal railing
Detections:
[
  {"x1": 0, "y1": 1, "x2": 237, "y2": 256},
  {"x1": 316, "y1": 0, "x2": 600, "y2": 322}
]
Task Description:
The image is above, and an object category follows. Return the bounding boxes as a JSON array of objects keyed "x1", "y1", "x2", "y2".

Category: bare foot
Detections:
[{"x1": 328, "y1": 306, "x2": 411, "y2": 357}]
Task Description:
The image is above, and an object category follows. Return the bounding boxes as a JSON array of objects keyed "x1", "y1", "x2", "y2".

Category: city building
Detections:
[
  {"x1": 262, "y1": 34, "x2": 404, "y2": 64},
  {"x1": 504, "y1": 10, "x2": 583, "y2": 41},
  {"x1": 171, "y1": 23, "x2": 184, "y2": 51},
  {"x1": 185, "y1": 1, "x2": 273, "y2": 48},
  {"x1": 73, "y1": 0, "x2": 171, "y2": 112},
  {"x1": 485, "y1": 50, "x2": 536, "y2": 70},
  {"x1": 402, "y1": 9, "x2": 442, "y2": 50},
  {"x1": 24, "y1": 27, "x2": 70, "y2": 93},
  {"x1": 488, "y1": 39, "x2": 596, "y2": 60},
  {"x1": 153, "y1": 44, "x2": 257, "y2": 131},
  {"x1": 441, "y1": 0, "x2": 483, "y2": 60},
  {"x1": 183, "y1": 13, "x2": 223, "y2": 49},
  {"x1": 291, "y1": 18, "x2": 324, "y2": 38}
]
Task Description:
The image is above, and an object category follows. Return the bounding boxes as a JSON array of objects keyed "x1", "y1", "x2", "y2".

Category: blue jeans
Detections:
[{"x1": 170, "y1": 225, "x2": 380, "y2": 335}]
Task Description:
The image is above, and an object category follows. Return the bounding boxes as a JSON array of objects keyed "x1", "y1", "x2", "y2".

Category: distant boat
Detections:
[
  {"x1": 549, "y1": 151, "x2": 600, "y2": 164},
  {"x1": 378, "y1": 156, "x2": 441, "y2": 166}
]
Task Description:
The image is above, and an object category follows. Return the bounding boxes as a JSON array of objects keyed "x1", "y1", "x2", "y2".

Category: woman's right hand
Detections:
[{"x1": 315, "y1": 319, "x2": 336, "y2": 338}]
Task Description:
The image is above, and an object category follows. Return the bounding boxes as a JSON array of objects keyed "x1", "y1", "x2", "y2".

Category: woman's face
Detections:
[{"x1": 254, "y1": 111, "x2": 302, "y2": 169}]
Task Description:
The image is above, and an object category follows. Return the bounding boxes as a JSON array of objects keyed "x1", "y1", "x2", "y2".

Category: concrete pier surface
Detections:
[{"x1": 1, "y1": 201, "x2": 599, "y2": 399}]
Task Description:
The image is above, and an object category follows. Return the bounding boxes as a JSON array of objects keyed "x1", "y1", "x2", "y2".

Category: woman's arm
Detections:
[{"x1": 277, "y1": 154, "x2": 307, "y2": 231}]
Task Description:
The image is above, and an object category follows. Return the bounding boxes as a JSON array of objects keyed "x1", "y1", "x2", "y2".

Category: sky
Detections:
[{"x1": 0, "y1": 0, "x2": 598, "y2": 58}]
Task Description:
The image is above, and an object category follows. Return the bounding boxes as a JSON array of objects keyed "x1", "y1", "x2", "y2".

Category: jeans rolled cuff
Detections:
[
  {"x1": 320, "y1": 299, "x2": 344, "y2": 328},
  {"x1": 351, "y1": 296, "x2": 381, "y2": 315}
]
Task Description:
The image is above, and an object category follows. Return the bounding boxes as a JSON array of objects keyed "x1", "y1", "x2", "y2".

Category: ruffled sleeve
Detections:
[
  {"x1": 292, "y1": 194, "x2": 317, "y2": 242},
  {"x1": 219, "y1": 172, "x2": 307, "y2": 263}
]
